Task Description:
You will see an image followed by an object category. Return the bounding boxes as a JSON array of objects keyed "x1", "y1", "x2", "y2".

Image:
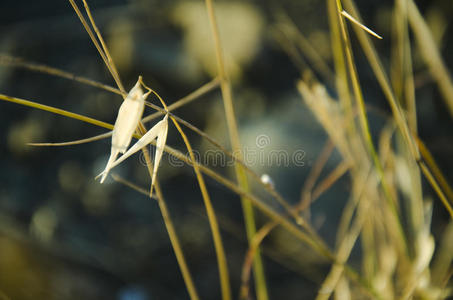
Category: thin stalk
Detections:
[
  {"x1": 111, "y1": 174, "x2": 149, "y2": 196},
  {"x1": 148, "y1": 86, "x2": 231, "y2": 300},
  {"x1": 417, "y1": 138, "x2": 453, "y2": 204},
  {"x1": 154, "y1": 178, "x2": 201, "y2": 300},
  {"x1": 392, "y1": 0, "x2": 417, "y2": 133},
  {"x1": 311, "y1": 160, "x2": 351, "y2": 202},
  {"x1": 240, "y1": 223, "x2": 276, "y2": 300},
  {"x1": 81, "y1": 0, "x2": 125, "y2": 92},
  {"x1": 68, "y1": 0, "x2": 123, "y2": 92},
  {"x1": 137, "y1": 144, "x2": 200, "y2": 300},
  {"x1": 140, "y1": 120, "x2": 202, "y2": 299},
  {"x1": 204, "y1": 1, "x2": 268, "y2": 299},
  {"x1": 0, "y1": 54, "x2": 123, "y2": 96},
  {"x1": 391, "y1": 0, "x2": 405, "y2": 109},
  {"x1": 142, "y1": 78, "x2": 220, "y2": 124},
  {"x1": 327, "y1": 0, "x2": 357, "y2": 141},
  {"x1": 418, "y1": 161, "x2": 453, "y2": 218},
  {"x1": 316, "y1": 168, "x2": 373, "y2": 300},
  {"x1": 340, "y1": 10, "x2": 382, "y2": 39},
  {"x1": 27, "y1": 132, "x2": 113, "y2": 146},
  {"x1": 298, "y1": 140, "x2": 335, "y2": 212}
]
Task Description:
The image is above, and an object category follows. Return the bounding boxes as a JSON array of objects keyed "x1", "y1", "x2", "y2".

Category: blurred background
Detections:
[{"x1": 0, "y1": 0, "x2": 452, "y2": 299}]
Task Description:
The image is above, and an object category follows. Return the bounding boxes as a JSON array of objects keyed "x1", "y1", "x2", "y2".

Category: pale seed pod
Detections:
[
  {"x1": 151, "y1": 114, "x2": 168, "y2": 194},
  {"x1": 97, "y1": 114, "x2": 169, "y2": 190},
  {"x1": 100, "y1": 78, "x2": 149, "y2": 183}
]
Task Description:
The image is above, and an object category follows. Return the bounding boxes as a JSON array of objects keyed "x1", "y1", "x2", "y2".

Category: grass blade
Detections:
[{"x1": 340, "y1": 10, "x2": 382, "y2": 39}]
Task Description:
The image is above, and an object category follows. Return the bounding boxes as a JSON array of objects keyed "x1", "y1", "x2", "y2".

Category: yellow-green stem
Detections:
[
  {"x1": 204, "y1": 1, "x2": 268, "y2": 299},
  {"x1": 0, "y1": 93, "x2": 114, "y2": 130},
  {"x1": 417, "y1": 138, "x2": 453, "y2": 204}
]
